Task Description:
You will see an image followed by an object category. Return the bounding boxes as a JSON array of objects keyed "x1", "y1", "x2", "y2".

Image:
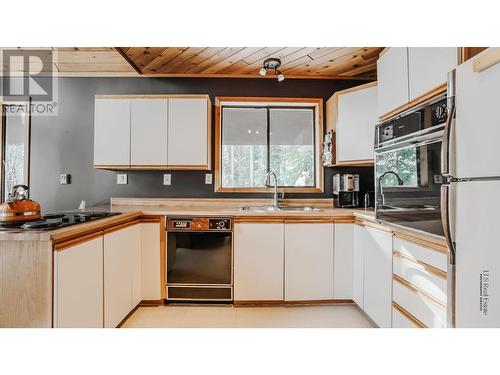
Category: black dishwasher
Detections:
[{"x1": 166, "y1": 217, "x2": 232, "y2": 302}]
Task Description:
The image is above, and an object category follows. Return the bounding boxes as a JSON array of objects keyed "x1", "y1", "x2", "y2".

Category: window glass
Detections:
[
  {"x1": 3, "y1": 108, "x2": 29, "y2": 201},
  {"x1": 221, "y1": 105, "x2": 315, "y2": 189},
  {"x1": 269, "y1": 108, "x2": 314, "y2": 187},
  {"x1": 221, "y1": 107, "x2": 267, "y2": 188}
]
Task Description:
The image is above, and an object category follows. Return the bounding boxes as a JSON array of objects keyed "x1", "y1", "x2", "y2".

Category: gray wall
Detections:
[{"x1": 29, "y1": 77, "x2": 374, "y2": 212}]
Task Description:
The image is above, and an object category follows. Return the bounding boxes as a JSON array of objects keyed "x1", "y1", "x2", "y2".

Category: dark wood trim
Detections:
[
  {"x1": 116, "y1": 302, "x2": 142, "y2": 328},
  {"x1": 114, "y1": 47, "x2": 143, "y2": 75},
  {"x1": 234, "y1": 299, "x2": 354, "y2": 307},
  {"x1": 139, "y1": 299, "x2": 165, "y2": 306}
]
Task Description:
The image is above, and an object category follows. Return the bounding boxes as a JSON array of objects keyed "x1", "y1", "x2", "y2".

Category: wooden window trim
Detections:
[{"x1": 214, "y1": 97, "x2": 324, "y2": 193}]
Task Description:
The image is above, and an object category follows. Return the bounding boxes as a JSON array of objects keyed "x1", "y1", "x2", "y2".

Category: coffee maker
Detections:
[{"x1": 333, "y1": 174, "x2": 360, "y2": 208}]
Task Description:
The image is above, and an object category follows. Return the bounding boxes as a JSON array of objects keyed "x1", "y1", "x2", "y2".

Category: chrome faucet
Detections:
[
  {"x1": 377, "y1": 171, "x2": 404, "y2": 206},
  {"x1": 264, "y1": 170, "x2": 279, "y2": 208}
]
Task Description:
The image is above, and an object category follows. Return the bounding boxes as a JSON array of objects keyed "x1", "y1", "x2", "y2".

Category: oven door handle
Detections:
[{"x1": 441, "y1": 103, "x2": 456, "y2": 177}]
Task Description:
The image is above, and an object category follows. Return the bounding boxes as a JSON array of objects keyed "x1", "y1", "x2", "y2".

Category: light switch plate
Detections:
[
  {"x1": 117, "y1": 174, "x2": 128, "y2": 185},
  {"x1": 163, "y1": 174, "x2": 172, "y2": 185},
  {"x1": 205, "y1": 174, "x2": 213, "y2": 184},
  {"x1": 60, "y1": 174, "x2": 71, "y2": 184}
]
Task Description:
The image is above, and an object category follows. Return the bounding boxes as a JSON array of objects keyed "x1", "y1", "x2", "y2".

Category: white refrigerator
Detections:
[{"x1": 442, "y1": 48, "x2": 500, "y2": 327}]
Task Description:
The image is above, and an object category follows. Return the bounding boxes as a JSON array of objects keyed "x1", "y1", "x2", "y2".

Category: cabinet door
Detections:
[
  {"x1": 167, "y1": 98, "x2": 209, "y2": 167},
  {"x1": 141, "y1": 222, "x2": 162, "y2": 300},
  {"x1": 363, "y1": 226, "x2": 393, "y2": 328},
  {"x1": 352, "y1": 225, "x2": 366, "y2": 308},
  {"x1": 55, "y1": 236, "x2": 103, "y2": 328},
  {"x1": 104, "y1": 224, "x2": 141, "y2": 328},
  {"x1": 336, "y1": 85, "x2": 377, "y2": 163},
  {"x1": 408, "y1": 47, "x2": 458, "y2": 101},
  {"x1": 130, "y1": 99, "x2": 168, "y2": 166},
  {"x1": 377, "y1": 48, "x2": 409, "y2": 117},
  {"x1": 285, "y1": 223, "x2": 334, "y2": 301},
  {"x1": 130, "y1": 224, "x2": 142, "y2": 308},
  {"x1": 333, "y1": 223, "x2": 353, "y2": 299},
  {"x1": 234, "y1": 223, "x2": 284, "y2": 301},
  {"x1": 94, "y1": 99, "x2": 130, "y2": 166}
]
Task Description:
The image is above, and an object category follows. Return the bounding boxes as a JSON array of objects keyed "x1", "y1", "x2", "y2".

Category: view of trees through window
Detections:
[
  {"x1": 221, "y1": 106, "x2": 315, "y2": 188},
  {"x1": 376, "y1": 147, "x2": 418, "y2": 187}
]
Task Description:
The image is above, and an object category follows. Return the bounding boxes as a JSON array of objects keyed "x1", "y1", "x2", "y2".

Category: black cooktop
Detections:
[{"x1": 0, "y1": 211, "x2": 121, "y2": 231}]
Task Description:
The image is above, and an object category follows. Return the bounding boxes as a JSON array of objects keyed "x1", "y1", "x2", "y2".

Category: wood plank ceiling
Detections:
[
  {"x1": 117, "y1": 47, "x2": 383, "y2": 79},
  {"x1": 0, "y1": 47, "x2": 384, "y2": 79}
]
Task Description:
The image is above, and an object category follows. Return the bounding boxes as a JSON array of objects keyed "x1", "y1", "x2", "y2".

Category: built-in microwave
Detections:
[{"x1": 374, "y1": 96, "x2": 447, "y2": 236}]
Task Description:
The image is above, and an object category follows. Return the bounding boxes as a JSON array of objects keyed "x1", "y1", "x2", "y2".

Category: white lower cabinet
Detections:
[
  {"x1": 234, "y1": 222, "x2": 284, "y2": 301},
  {"x1": 140, "y1": 222, "x2": 162, "y2": 300},
  {"x1": 353, "y1": 224, "x2": 393, "y2": 328},
  {"x1": 285, "y1": 223, "x2": 334, "y2": 301},
  {"x1": 333, "y1": 223, "x2": 354, "y2": 299},
  {"x1": 104, "y1": 224, "x2": 142, "y2": 328},
  {"x1": 352, "y1": 225, "x2": 365, "y2": 308},
  {"x1": 54, "y1": 236, "x2": 104, "y2": 328}
]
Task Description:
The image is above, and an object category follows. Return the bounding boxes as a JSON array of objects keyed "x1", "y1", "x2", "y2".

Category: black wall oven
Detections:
[
  {"x1": 166, "y1": 217, "x2": 233, "y2": 302},
  {"x1": 374, "y1": 97, "x2": 447, "y2": 236}
]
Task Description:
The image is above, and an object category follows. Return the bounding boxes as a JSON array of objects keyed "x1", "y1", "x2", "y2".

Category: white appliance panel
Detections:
[
  {"x1": 454, "y1": 50, "x2": 500, "y2": 179},
  {"x1": 454, "y1": 180, "x2": 500, "y2": 327}
]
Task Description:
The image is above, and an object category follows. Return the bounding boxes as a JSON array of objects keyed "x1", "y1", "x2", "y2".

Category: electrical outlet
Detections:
[
  {"x1": 117, "y1": 174, "x2": 128, "y2": 185},
  {"x1": 163, "y1": 174, "x2": 172, "y2": 185},
  {"x1": 205, "y1": 174, "x2": 213, "y2": 184},
  {"x1": 60, "y1": 174, "x2": 71, "y2": 184}
]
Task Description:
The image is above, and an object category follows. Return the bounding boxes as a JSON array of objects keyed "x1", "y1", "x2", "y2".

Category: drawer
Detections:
[
  {"x1": 393, "y1": 253, "x2": 447, "y2": 305},
  {"x1": 393, "y1": 237, "x2": 447, "y2": 272},
  {"x1": 393, "y1": 277, "x2": 447, "y2": 328},
  {"x1": 392, "y1": 303, "x2": 422, "y2": 328}
]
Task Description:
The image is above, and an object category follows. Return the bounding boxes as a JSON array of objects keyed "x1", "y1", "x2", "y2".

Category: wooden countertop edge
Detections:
[
  {"x1": 50, "y1": 212, "x2": 143, "y2": 244},
  {"x1": 6, "y1": 206, "x2": 446, "y2": 252}
]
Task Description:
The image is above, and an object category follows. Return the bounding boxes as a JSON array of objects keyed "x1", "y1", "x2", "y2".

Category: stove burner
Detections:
[
  {"x1": 42, "y1": 213, "x2": 66, "y2": 220},
  {"x1": 21, "y1": 220, "x2": 63, "y2": 229},
  {"x1": 4, "y1": 211, "x2": 121, "y2": 231}
]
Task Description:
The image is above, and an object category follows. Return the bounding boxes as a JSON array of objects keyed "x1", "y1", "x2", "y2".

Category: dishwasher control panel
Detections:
[{"x1": 167, "y1": 217, "x2": 232, "y2": 231}]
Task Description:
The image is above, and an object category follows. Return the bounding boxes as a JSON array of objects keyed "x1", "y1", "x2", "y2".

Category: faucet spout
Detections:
[{"x1": 264, "y1": 170, "x2": 279, "y2": 208}]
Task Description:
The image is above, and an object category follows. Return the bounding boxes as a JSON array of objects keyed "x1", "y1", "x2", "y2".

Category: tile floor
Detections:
[{"x1": 122, "y1": 304, "x2": 374, "y2": 328}]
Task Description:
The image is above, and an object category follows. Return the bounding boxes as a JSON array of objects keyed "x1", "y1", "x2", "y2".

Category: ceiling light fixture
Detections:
[{"x1": 259, "y1": 57, "x2": 285, "y2": 82}]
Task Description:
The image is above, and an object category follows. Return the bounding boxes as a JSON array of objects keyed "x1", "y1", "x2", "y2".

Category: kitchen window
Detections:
[
  {"x1": 0, "y1": 102, "x2": 31, "y2": 202},
  {"x1": 215, "y1": 97, "x2": 323, "y2": 193}
]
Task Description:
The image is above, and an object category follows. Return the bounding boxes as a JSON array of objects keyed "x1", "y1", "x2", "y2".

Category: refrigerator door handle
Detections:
[{"x1": 441, "y1": 184, "x2": 456, "y2": 328}]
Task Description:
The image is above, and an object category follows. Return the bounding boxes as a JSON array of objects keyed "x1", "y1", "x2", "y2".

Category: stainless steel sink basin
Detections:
[{"x1": 240, "y1": 206, "x2": 322, "y2": 213}]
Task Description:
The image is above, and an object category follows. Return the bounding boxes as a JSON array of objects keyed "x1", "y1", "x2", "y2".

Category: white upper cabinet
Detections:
[
  {"x1": 334, "y1": 83, "x2": 377, "y2": 164},
  {"x1": 168, "y1": 98, "x2": 209, "y2": 168},
  {"x1": 94, "y1": 95, "x2": 211, "y2": 170},
  {"x1": 408, "y1": 47, "x2": 458, "y2": 101},
  {"x1": 377, "y1": 47, "x2": 409, "y2": 117},
  {"x1": 94, "y1": 98, "x2": 131, "y2": 166},
  {"x1": 284, "y1": 223, "x2": 334, "y2": 301},
  {"x1": 130, "y1": 99, "x2": 168, "y2": 166},
  {"x1": 234, "y1": 222, "x2": 285, "y2": 301}
]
